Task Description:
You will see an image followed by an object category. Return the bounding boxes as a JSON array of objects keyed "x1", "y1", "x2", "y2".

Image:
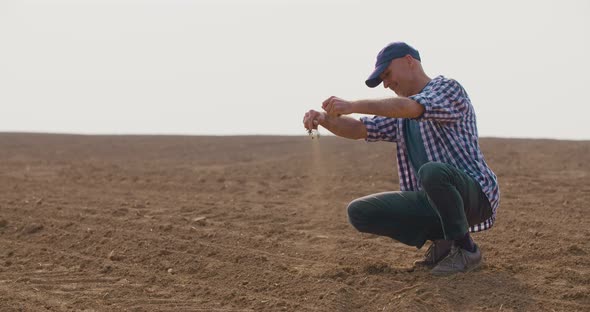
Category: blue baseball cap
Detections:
[{"x1": 365, "y1": 42, "x2": 421, "y2": 88}]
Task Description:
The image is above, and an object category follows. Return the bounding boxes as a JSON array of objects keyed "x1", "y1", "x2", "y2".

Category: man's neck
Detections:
[{"x1": 409, "y1": 74, "x2": 432, "y2": 96}]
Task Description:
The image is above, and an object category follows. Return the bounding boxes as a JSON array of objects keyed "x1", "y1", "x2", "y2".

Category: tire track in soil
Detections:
[
  {"x1": 11, "y1": 210, "x2": 363, "y2": 283},
  {"x1": 3, "y1": 187, "x2": 372, "y2": 268},
  {"x1": 4, "y1": 211, "x2": 346, "y2": 269}
]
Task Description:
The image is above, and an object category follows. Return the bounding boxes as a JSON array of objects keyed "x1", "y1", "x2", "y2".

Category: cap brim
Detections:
[{"x1": 365, "y1": 62, "x2": 389, "y2": 88}]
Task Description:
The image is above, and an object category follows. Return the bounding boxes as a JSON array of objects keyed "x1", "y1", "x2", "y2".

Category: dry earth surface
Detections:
[{"x1": 0, "y1": 133, "x2": 588, "y2": 311}]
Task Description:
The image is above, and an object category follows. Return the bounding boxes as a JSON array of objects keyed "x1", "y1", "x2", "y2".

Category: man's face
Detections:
[{"x1": 379, "y1": 57, "x2": 412, "y2": 96}]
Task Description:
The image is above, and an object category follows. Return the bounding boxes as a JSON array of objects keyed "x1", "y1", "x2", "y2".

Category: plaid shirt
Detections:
[{"x1": 360, "y1": 75, "x2": 499, "y2": 232}]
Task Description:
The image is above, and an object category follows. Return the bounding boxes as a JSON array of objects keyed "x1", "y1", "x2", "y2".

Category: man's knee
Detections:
[
  {"x1": 418, "y1": 162, "x2": 449, "y2": 190},
  {"x1": 347, "y1": 198, "x2": 369, "y2": 232}
]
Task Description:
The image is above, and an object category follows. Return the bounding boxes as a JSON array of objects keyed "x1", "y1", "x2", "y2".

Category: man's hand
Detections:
[
  {"x1": 322, "y1": 96, "x2": 354, "y2": 117},
  {"x1": 303, "y1": 109, "x2": 326, "y2": 131}
]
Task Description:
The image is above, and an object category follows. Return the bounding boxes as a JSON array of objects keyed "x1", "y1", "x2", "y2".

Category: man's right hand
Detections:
[{"x1": 303, "y1": 110, "x2": 326, "y2": 131}]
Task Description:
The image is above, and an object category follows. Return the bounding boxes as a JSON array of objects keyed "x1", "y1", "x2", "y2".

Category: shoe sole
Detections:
[
  {"x1": 430, "y1": 260, "x2": 484, "y2": 276},
  {"x1": 413, "y1": 261, "x2": 436, "y2": 269},
  {"x1": 413, "y1": 252, "x2": 452, "y2": 269}
]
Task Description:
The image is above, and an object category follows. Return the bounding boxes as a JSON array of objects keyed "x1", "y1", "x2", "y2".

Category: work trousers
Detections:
[{"x1": 347, "y1": 162, "x2": 492, "y2": 248}]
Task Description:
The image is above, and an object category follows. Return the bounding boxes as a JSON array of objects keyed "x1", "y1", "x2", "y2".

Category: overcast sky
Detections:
[{"x1": 1, "y1": 0, "x2": 589, "y2": 140}]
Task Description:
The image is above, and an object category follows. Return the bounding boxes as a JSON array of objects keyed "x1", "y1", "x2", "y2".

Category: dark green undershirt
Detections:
[{"x1": 404, "y1": 118, "x2": 428, "y2": 174}]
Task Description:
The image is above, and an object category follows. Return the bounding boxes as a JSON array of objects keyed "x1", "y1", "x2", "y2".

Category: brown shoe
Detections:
[{"x1": 413, "y1": 240, "x2": 453, "y2": 268}]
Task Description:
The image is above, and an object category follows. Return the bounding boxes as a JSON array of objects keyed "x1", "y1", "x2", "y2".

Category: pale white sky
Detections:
[{"x1": 1, "y1": 0, "x2": 589, "y2": 139}]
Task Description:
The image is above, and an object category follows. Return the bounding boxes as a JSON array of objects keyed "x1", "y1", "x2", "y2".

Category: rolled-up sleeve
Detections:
[
  {"x1": 409, "y1": 78, "x2": 468, "y2": 122},
  {"x1": 360, "y1": 115, "x2": 399, "y2": 142}
]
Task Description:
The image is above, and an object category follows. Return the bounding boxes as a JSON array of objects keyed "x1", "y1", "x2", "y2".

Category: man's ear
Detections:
[{"x1": 405, "y1": 55, "x2": 415, "y2": 68}]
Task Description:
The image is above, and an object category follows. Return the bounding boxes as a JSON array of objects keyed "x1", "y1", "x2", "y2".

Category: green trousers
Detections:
[{"x1": 347, "y1": 162, "x2": 492, "y2": 248}]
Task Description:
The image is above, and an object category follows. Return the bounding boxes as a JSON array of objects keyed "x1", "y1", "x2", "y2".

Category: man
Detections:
[{"x1": 302, "y1": 42, "x2": 499, "y2": 275}]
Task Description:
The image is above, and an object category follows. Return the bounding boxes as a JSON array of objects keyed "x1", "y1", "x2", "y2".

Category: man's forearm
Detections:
[
  {"x1": 351, "y1": 97, "x2": 424, "y2": 118},
  {"x1": 321, "y1": 115, "x2": 367, "y2": 140}
]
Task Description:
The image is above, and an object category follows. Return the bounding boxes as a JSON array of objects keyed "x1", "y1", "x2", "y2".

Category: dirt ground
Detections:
[{"x1": 0, "y1": 133, "x2": 588, "y2": 312}]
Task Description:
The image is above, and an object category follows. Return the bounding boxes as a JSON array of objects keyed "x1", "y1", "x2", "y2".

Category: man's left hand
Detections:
[{"x1": 322, "y1": 96, "x2": 354, "y2": 116}]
